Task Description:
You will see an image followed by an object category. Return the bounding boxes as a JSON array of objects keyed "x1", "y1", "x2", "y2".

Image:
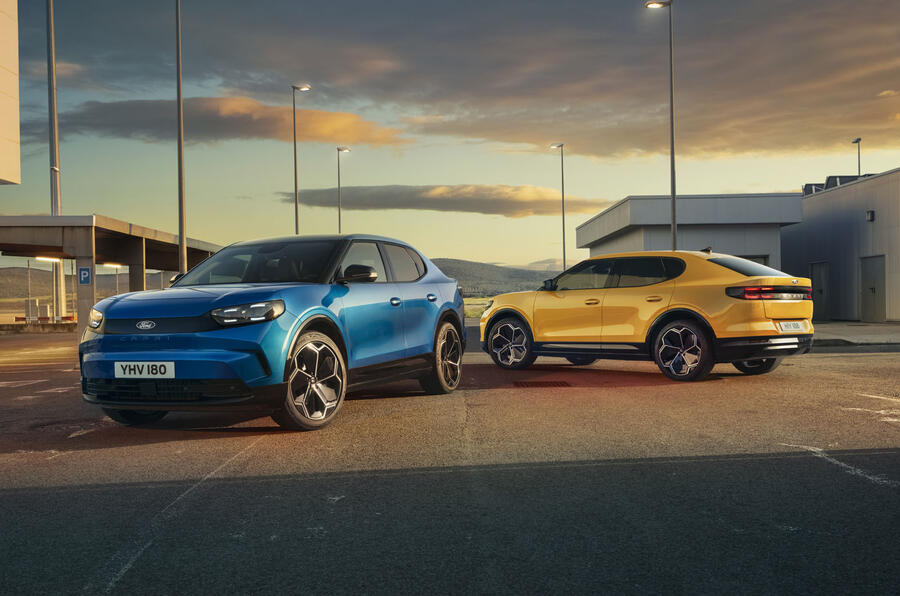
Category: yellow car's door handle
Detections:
[
  {"x1": 645, "y1": 296, "x2": 663, "y2": 302},
  {"x1": 584, "y1": 298, "x2": 600, "y2": 305}
]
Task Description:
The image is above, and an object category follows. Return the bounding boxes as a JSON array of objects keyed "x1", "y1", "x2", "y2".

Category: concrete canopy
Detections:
[{"x1": 0, "y1": 214, "x2": 220, "y2": 338}]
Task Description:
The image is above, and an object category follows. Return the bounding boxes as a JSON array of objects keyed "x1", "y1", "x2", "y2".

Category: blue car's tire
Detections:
[
  {"x1": 419, "y1": 321, "x2": 462, "y2": 394},
  {"x1": 272, "y1": 331, "x2": 347, "y2": 430}
]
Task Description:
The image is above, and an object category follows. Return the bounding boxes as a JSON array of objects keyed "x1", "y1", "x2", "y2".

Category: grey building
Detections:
[
  {"x1": 781, "y1": 167, "x2": 899, "y2": 322},
  {"x1": 576, "y1": 193, "x2": 803, "y2": 269}
]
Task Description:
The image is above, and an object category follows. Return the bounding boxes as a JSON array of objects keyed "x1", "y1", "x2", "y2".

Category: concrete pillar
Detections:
[
  {"x1": 64, "y1": 226, "x2": 96, "y2": 342},
  {"x1": 127, "y1": 237, "x2": 146, "y2": 292}
]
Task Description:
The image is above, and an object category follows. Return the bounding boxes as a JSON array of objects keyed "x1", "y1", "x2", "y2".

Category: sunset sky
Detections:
[{"x1": 5, "y1": 0, "x2": 900, "y2": 269}]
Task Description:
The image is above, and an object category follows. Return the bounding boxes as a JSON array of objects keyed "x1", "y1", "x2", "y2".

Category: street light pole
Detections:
[
  {"x1": 175, "y1": 0, "x2": 187, "y2": 274},
  {"x1": 336, "y1": 147, "x2": 351, "y2": 234},
  {"x1": 550, "y1": 143, "x2": 566, "y2": 270},
  {"x1": 645, "y1": 0, "x2": 677, "y2": 250},
  {"x1": 852, "y1": 137, "x2": 861, "y2": 176},
  {"x1": 291, "y1": 84, "x2": 311, "y2": 235},
  {"x1": 46, "y1": 0, "x2": 65, "y2": 320}
]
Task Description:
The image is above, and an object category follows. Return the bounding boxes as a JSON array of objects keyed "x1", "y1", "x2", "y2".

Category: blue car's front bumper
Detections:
[{"x1": 79, "y1": 317, "x2": 294, "y2": 411}]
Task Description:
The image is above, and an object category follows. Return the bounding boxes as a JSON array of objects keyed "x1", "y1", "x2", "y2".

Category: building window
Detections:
[{"x1": 738, "y1": 255, "x2": 769, "y2": 266}]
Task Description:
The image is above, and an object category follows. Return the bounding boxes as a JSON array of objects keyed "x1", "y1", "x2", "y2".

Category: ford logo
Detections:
[{"x1": 136, "y1": 320, "x2": 157, "y2": 330}]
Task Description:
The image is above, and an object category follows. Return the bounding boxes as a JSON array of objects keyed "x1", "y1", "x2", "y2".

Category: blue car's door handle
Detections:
[
  {"x1": 390, "y1": 297, "x2": 402, "y2": 306},
  {"x1": 426, "y1": 293, "x2": 437, "y2": 302}
]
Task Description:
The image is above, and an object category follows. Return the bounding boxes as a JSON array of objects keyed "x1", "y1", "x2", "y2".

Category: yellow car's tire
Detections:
[
  {"x1": 565, "y1": 356, "x2": 597, "y2": 366},
  {"x1": 487, "y1": 317, "x2": 537, "y2": 370},
  {"x1": 652, "y1": 320, "x2": 715, "y2": 382},
  {"x1": 733, "y1": 358, "x2": 781, "y2": 375}
]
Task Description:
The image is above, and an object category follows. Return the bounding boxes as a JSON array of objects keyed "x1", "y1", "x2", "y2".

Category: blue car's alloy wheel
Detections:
[
  {"x1": 273, "y1": 331, "x2": 347, "y2": 430},
  {"x1": 419, "y1": 321, "x2": 462, "y2": 394}
]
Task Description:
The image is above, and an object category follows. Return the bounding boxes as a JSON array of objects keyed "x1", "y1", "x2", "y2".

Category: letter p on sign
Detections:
[{"x1": 78, "y1": 267, "x2": 92, "y2": 285}]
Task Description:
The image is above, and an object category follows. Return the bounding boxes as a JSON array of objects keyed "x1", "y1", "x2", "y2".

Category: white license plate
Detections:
[
  {"x1": 114, "y1": 361, "x2": 175, "y2": 378},
  {"x1": 777, "y1": 321, "x2": 806, "y2": 332}
]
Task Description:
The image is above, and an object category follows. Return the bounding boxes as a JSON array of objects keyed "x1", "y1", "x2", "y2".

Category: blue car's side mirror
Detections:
[
  {"x1": 170, "y1": 273, "x2": 184, "y2": 284},
  {"x1": 338, "y1": 264, "x2": 378, "y2": 284}
]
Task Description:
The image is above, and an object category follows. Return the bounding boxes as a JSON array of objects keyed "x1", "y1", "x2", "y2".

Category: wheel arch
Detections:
[
  {"x1": 646, "y1": 308, "x2": 716, "y2": 347},
  {"x1": 283, "y1": 314, "x2": 349, "y2": 381},
  {"x1": 484, "y1": 308, "x2": 533, "y2": 341},
  {"x1": 437, "y1": 307, "x2": 464, "y2": 349}
]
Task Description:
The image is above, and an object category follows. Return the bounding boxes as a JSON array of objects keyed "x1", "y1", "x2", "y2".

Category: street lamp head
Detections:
[
  {"x1": 645, "y1": 0, "x2": 671, "y2": 7},
  {"x1": 852, "y1": 137, "x2": 861, "y2": 144},
  {"x1": 550, "y1": 143, "x2": 564, "y2": 149},
  {"x1": 292, "y1": 83, "x2": 311, "y2": 92},
  {"x1": 337, "y1": 146, "x2": 351, "y2": 153}
]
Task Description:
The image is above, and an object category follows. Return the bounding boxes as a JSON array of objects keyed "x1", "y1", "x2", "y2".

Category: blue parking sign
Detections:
[{"x1": 78, "y1": 267, "x2": 92, "y2": 285}]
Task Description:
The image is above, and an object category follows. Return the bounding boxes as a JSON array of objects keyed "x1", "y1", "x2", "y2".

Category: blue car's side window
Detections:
[
  {"x1": 339, "y1": 242, "x2": 387, "y2": 282},
  {"x1": 382, "y1": 244, "x2": 421, "y2": 282}
]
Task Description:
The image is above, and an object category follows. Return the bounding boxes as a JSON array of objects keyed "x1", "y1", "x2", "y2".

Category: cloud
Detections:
[
  {"x1": 22, "y1": 60, "x2": 85, "y2": 79},
  {"x1": 15, "y1": 0, "x2": 900, "y2": 157},
  {"x1": 278, "y1": 184, "x2": 610, "y2": 218},
  {"x1": 21, "y1": 97, "x2": 407, "y2": 146},
  {"x1": 878, "y1": 90, "x2": 899, "y2": 98}
]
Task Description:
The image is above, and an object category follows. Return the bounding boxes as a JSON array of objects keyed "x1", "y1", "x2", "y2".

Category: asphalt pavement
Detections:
[{"x1": 1, "y1": 334, "x2": 898, "y2": 594}]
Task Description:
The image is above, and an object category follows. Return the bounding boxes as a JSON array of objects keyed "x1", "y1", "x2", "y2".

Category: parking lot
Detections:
[{"x1": 1, "y1": 333, "x2": 898, "y2": 594}]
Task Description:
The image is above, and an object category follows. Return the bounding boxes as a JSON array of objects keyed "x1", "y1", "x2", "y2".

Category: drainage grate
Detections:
[{"x1": 513, "y1": 381, "x2": 572, "y2": 388}]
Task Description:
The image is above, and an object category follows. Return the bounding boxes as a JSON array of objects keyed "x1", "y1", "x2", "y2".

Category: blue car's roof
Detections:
[{"x1": 232, "y1": 234, "x2": 412, "y2": 247}]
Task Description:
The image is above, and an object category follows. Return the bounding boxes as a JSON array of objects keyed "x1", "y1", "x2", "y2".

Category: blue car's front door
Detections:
[
  {"x1": 381, "y1": 243, "x2": 440, "y2": 357},
  {"x1": 336, "y1": 241, "x2": 405, "y2": 368}
]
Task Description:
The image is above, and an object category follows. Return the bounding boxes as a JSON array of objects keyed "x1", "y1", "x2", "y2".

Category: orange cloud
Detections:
[
  {"x1": 279, "y1": 184, "x2": 610, "y2": 218},
  {"x1": 23, "y1": 96, "x2": 408, "y2": 147}
]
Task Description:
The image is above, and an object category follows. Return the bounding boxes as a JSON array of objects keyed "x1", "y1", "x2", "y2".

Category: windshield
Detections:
[
  {"x1": 175, "y1": 240, "x2": 339, "y2": 286},
  {"x1": 708, "y1": 256, "x2": 790, "y2": 277}
]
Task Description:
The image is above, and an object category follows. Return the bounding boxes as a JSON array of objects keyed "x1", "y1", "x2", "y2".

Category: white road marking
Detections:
[
  {"x1": 86, "y1": 436, "x2": 265, "y2": 594},
  {"x1": 0, "y1": 380, "x2": 47, "y2": 388},
  {"x1": 858, "y1": 393, "x2": 900, "y2": 403},
  {"x1": 36, "y1": 387, "x2": 76, "y2": 394},
  {"x1": 68, "y1": 428, "x2": 98, "y2": 439},
  {"x1": 14, "y1": 396, "x2": 39, "y2": 401},
  {"x1": 840, "y1": 407, "x2": 900, "y2": 416},
  {"x1": 780, "y1": 443, "x2": 900, "y2": 488}
]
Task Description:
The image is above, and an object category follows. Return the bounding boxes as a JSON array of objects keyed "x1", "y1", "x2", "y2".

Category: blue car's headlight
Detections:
[
  {"x1": 210, "y1": 300, "x2": 285, "y2": 326},
  {"x1": 89, "y1": 308, "x2": 103, "y2": 328}
]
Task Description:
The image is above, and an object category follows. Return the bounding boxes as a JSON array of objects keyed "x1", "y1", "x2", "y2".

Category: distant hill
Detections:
[{"x1": 431, "y1": 259, "x2": 557, "y2": 297}]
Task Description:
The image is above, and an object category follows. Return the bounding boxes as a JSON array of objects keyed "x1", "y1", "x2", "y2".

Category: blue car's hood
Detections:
[{"x1": 99, "y1": 284, "x2": 310, "y2": 318}]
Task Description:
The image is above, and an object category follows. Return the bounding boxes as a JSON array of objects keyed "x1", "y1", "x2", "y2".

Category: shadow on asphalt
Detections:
[
  {"x1": 4, "y1": 448, "x2": 899, "y2": 594},
  {"x1": 459, "y1": 362, "x2": 692, "y2": 389}
]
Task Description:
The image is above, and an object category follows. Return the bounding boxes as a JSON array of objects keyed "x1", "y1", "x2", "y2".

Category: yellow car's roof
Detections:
[{"x1": 585, "y1": 250, "x2": 726, "y2": 261}]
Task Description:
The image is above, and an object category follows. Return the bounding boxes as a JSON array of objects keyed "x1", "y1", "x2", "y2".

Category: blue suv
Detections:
[{"x1": 79, "y1": 235, "x2": 465, "y2": 430}]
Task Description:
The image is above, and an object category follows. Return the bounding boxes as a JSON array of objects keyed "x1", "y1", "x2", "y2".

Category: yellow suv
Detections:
[{"x1": 480, "y1": 251, "x2": 813, "y2": 381}]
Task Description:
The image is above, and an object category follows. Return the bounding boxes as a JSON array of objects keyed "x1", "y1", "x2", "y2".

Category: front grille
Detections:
[
  {"x1": 101, "y1": 315, "x2": 220, "y2": 334},
  {"x1": 83, "y1": 378, "x2": 253, "y2": 402}
]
